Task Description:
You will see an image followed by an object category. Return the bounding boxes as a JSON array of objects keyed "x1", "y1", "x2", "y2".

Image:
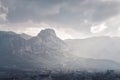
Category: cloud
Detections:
[
  {"x1": 0, "y1": 2, "x2": 8, "y2": 23},
  {"x1": 1, "y1": 0, "x2": 65, "y2": 23},
  {"x1": 1, "y1": 0, "x2": 120, "y2": 23},
  {"x1": 91, "y1": 23, "x2": 107, "y2": 33}
]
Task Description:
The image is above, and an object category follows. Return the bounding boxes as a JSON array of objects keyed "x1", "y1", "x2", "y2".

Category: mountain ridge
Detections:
[{"x1": 65, "y1": 36, "x2": 120, "y2": 62}]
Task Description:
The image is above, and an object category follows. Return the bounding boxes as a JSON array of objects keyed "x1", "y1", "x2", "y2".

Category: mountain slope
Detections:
[
  {"x1": 21, "y1": 29, "x2": 68, "y2": 70},
  {"x1": 0, "y1": 31, "x2": 36, "y2": 69},
  {"x1": 0, "y1": 29, "x2": 120, "y2": 71}
]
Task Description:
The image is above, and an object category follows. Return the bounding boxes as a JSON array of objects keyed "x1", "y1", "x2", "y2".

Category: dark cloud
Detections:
[
  {"x1": 0, "y1": 0, "x2": 120, "y2": 35},
  {"x1": 0, "y1": 0, "x2": 65, "y2": 22}
]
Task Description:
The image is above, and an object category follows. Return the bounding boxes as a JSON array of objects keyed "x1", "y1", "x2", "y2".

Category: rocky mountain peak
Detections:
[{"x1": 38, "y1": 28, "x2": 56, "y2": 38}]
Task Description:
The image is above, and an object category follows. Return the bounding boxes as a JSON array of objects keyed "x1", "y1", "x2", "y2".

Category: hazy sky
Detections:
[{"x1": 0, "y1": 0, "x2": 120, "y2": 39}]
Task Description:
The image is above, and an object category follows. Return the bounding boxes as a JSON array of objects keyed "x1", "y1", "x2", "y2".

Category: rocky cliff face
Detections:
[
  {"x1": 0, "y1": 29, "x2": 68, "y2": 70},
  {"x1": 22, "y1": 29, "x2": 68, "y2": 70}
]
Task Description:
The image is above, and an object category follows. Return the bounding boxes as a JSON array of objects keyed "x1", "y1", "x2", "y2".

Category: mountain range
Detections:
[
  {"x1": 0, "y1": 29, "x2": 120, "y2": 71},
  {"x1": 65, "y1": 36, "x2": 120, "y2": 62}
]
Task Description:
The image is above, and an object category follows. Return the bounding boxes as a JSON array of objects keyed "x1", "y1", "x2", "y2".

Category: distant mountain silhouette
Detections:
[{"x1": 65, "y1": 36, "x2": 120, "y2": 62}]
